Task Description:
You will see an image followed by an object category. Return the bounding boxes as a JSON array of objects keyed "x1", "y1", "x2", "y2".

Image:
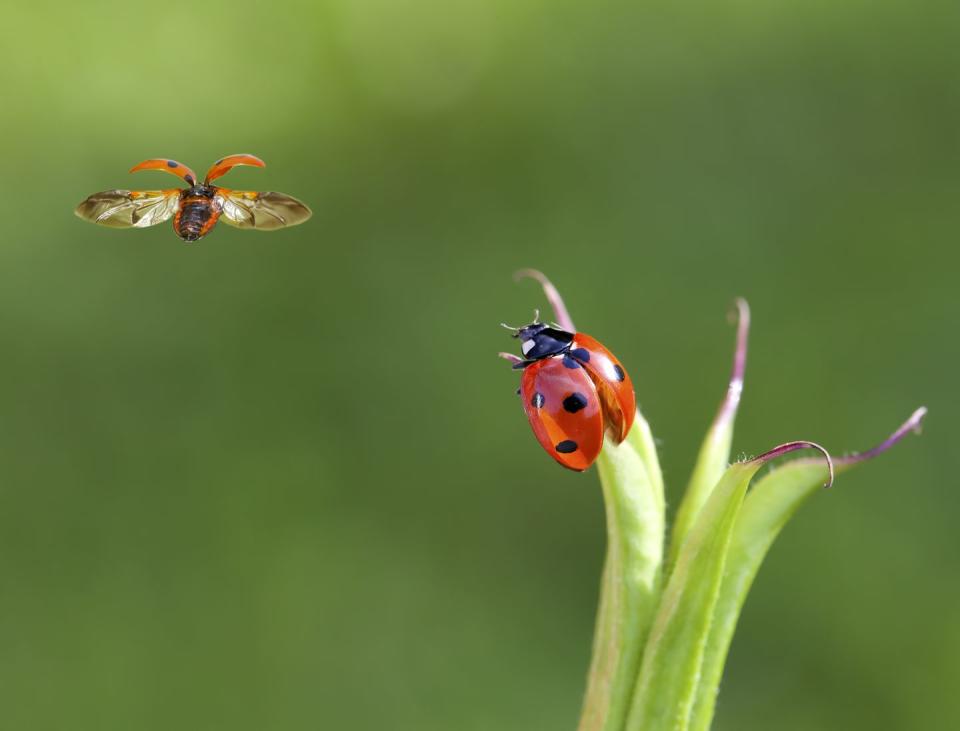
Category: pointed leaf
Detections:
[
  {"x1": 668, "y1": 300, "x2": 750, "y2": 572},
  {"x1": 578, "y1": 435, "x2": 664, "y2": 731},
  {"x1": 687, "y1": 408, "x2": 926, "y2": 731},
  {"x1": 627, "y1": 442, "x2": 831, "y2": 731}
]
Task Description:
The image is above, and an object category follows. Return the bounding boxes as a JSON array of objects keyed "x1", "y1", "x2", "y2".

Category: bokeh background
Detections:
[{"x1": 0, "y1": 1, "x2": 956, "y2": 729}]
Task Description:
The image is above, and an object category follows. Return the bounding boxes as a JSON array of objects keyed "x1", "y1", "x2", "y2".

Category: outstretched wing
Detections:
[
  {"x1": 520, "y1": 356, "x2": 604, "y2": 472},
  {"x1": 215, "y1": 189, "x2": 312, "y2": 231},
  {"x1": 75, "y1": 189, "x2": 181, "y2": 229}
]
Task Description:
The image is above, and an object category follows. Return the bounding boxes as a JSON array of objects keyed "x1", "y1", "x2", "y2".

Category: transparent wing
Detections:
[
  {"x1": 216, "y1": 189, "x2": 312, "y2": 230},
  {"x1": 74, "y1": 189, "x2": 181, "y2": 229}
]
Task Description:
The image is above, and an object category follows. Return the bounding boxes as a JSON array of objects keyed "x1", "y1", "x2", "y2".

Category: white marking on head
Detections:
[{"x1": 521, "y1": 339, "x2": 536, "y2": 355}]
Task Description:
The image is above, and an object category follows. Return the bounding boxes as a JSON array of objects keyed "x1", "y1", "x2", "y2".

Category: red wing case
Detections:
[
  {"x1": 205, "y1": 154, "x2": 266, "y2": 183},
  {"x1": 520, "y1": 356, "x2": 604, "y2": 471},
  {"x1": 129, "y1": 159, "x2": 198, "y2": 185},
  {"x1": 569, "y1": 333, "x2": 636, "y2": 443}
]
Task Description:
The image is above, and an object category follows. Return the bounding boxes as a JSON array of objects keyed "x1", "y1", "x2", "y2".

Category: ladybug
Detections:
[
  {"x1": 505, "y1": 316, "x2": 636, "y2": 471},
  {"x1": 75, "y1": 154, "x2": 311, "y2": 243}
]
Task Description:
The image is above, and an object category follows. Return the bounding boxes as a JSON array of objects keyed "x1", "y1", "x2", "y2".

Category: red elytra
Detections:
[{"x1": 510, "y1": 322, "x2": 636, "y2": 471}]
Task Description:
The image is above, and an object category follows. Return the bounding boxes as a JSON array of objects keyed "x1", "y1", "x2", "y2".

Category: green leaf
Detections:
[
  {"x1": 687, "y1": 408, "x2": 926, "y2": 731},
  {"x1": 626, "y1": 407, "x2": 665, "y2": 506},
  {"x1": 626, "y1": 442, "x2": 831, "y2": 731},
  {"x1": 578, "y1": 412, "x2": 665, "y2": 731},
  {"x1": 668, "y1": 300, "x2": 749, "y2": 574}
]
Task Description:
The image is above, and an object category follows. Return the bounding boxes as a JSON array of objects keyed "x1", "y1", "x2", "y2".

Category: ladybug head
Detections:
[{"x1": 512, "y1": 321, "x2": 574, "y2": 360}]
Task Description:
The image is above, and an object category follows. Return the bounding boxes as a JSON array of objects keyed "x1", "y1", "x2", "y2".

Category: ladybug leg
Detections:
[{"x1": 499, "y1": 352, "x2": 536, "y2": 370}]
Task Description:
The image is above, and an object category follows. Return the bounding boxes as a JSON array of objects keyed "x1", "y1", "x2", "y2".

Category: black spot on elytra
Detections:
[
  {"x1": 613, "y1": 364, "x2": 626, "y2": 382},
  {"x1": 555, "y1": 440, "x2": 578, "y2": 454},
  {"x1": 531, "y1": 392, "x2": 545, "y2": 408},
  {"x1": 562, "y1": 355, "x2": 580, "y2": 369},
  {"x1": 166, "y1": 160, "x2": 178, "y2": 168},
  {"x1": 571, "y1": 348, "x2": 590, "y2": 363},
  {"x1": 563, "y1": 393, "x2": 588, "y2": 413}
]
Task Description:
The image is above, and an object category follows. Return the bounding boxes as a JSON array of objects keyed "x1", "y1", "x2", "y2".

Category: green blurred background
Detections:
[{"x1": 0, "y1": 0, "x2": 955, "y2": 728}]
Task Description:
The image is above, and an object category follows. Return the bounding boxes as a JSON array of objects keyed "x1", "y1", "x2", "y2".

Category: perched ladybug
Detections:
[
  {"x1": 75, "y1": 154, "x2": 311, "y2": 243},
  {"x1": 505, "y1": 316, "x2": 636, "y2": 471}
]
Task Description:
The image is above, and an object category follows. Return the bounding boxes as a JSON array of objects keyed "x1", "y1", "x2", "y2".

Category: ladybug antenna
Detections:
[
  {"x1": 500, "y1": 309, "x2": 542, "y2": 335},
  {"x1": 549, "y1": 321, "x2": 564, "y2": 330}
]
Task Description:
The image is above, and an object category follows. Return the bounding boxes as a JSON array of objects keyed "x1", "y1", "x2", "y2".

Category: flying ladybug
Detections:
[
  {"x1": 504, "y1": 314, "x2": 636, "y2": 471},
  {"x1": 75, "y1": 154, "x2": 311, "y2": 242}
]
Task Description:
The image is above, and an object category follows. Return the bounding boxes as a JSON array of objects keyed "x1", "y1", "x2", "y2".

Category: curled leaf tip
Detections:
[
  {"x1": 715, "y1": 297, "x2": 751, "y2": 429},
  {"x1": 514, "y1": 269, "x2": 575, "y2": 332},
  {"x1": 753, "y1": 440, "x2": 834, "y2": 488},
  {"x1": 840, "y1": 406, "x2": 928, "y2": 465}
]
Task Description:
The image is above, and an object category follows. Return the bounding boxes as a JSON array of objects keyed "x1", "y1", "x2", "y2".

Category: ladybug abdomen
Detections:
[{"x1": 174, "y1": 190, "x2": 221, "y2": 242}]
